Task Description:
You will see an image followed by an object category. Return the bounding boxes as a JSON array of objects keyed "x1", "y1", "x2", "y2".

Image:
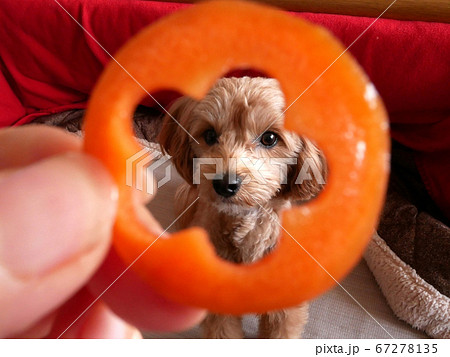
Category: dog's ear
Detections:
[
  {"x1": 158, "y1": 97, "x2": 196, "y2": 186},
  {"x1": 282, "y1": 138, "x2": 327, "y2": 202}
]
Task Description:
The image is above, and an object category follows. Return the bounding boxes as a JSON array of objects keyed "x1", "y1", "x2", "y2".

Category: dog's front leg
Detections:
[
  {"x1": 202, "y1": 314, "x2": 243, "y2": 339},
  {"x1": 259, "y1": 303, "x2": 309, "y2": 339}
]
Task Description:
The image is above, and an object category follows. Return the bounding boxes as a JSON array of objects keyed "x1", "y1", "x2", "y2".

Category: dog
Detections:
[{"x1": 158, "y1": 77, "x2": 326, "y2": 338}]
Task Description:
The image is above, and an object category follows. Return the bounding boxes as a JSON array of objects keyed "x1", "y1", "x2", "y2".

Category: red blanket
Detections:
[{"x1": 1, "y1": 0, "x2": 449, "y2": 219}]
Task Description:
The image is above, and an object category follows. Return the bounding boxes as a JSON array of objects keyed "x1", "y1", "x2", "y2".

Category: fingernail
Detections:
[
  {"x1": 0, "y1": 152, "x2": 118, "y2": 276},
  {"x1": 127, "y1": 326, "x2": 143, "y2": 339}
]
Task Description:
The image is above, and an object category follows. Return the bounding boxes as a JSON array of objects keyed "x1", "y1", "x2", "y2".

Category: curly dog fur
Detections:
[{"x1": 159, "y1": 77, "x2": 326, "y2": 338}]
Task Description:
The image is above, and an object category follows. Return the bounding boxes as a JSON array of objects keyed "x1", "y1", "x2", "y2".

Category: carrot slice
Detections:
[{"x1": 83, "y1": 0, "x2": 389, "y2": 314}]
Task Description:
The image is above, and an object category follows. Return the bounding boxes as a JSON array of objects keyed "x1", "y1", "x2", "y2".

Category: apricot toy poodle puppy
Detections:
[{"x1": 159, "y1": 77, "x2": 326, "y2": 338}]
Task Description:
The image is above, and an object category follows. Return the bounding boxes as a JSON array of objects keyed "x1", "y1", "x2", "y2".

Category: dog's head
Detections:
[{"x1": 159, "y1": 77, "x2": 326, "y2": 212}]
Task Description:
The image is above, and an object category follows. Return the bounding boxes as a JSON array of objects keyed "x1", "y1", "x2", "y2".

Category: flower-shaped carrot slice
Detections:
[{"x1": 83, "y1": 0, "x2": 389, "y2": 314}]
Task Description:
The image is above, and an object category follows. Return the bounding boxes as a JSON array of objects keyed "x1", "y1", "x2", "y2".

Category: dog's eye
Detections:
[
  {"x1": 203, "y1": 129, "x2": 218, "y2": 146},
  {"x1": 260, "y1": 131, "x2": 278, "y2": 148}
]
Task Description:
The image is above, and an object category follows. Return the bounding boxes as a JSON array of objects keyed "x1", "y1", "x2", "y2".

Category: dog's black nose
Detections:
[{"x1": 213, "y1": 174, "x2": 242, "y2": 198}]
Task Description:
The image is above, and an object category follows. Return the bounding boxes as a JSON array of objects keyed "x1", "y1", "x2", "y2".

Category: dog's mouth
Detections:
[
  {"x1": 218, "y1": 194, "x2": 245, "y2": 205},
  {"x1": 211, "y1": 197, "x2": 256, "y2": 215},
  {"x1": 199, "y1": 173, "x2": 275, "y2": 209},
  {"x1": 214, "y1": 187, "x2": 263, "y2": 207}
]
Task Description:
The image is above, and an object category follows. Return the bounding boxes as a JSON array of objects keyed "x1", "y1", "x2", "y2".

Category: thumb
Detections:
[{"x1": 0, "y1": 152, "x2": 117, "y2": 337}]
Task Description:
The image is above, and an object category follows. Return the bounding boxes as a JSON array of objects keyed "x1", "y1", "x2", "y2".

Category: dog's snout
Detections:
[{"x1": 213, "y1": 174, "x2": 242, "y2": 198}]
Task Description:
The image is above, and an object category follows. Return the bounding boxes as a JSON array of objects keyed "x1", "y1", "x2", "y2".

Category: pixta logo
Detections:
[{"x1": 126, "y1": 148, "x2": 171, "y2": 194}]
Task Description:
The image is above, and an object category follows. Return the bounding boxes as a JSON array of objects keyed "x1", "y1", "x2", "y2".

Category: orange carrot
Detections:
[{"x1": 83, "y1": 0, "x2": 389, "y2": 314}]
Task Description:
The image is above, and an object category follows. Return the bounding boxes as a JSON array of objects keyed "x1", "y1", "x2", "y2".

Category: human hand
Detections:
[{"x1": 0, "y1": 125, "x2": 205, "y2": 338}]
